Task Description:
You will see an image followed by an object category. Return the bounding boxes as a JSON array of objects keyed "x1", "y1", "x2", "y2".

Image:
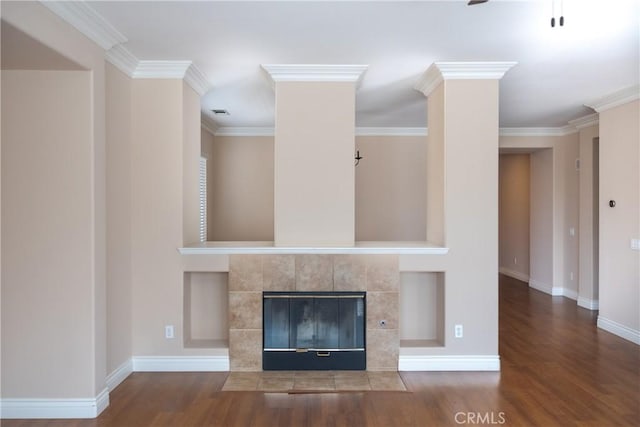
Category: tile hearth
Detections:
[{"x1": 221, "y1": 371, "x2": 408, "y2": 392}]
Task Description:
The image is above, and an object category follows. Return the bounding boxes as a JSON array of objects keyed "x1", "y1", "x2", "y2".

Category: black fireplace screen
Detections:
[{"x1": 263, "y1": 291, "x2": 366, "y2": 370}]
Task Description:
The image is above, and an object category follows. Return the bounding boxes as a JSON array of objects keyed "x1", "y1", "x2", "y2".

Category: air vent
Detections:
[{"x1": 211, "y1": 109, "x2": 230, "y2": 115}]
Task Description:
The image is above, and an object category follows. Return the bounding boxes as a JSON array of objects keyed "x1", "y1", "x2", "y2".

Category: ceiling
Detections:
[{"x1": 88, "y1": 0, "x2": 639, "y2": 130}]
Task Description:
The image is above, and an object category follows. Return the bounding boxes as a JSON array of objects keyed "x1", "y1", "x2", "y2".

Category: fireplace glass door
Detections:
[{"x1": 263, "y1": 292, "x2": 365, "y2": 370}]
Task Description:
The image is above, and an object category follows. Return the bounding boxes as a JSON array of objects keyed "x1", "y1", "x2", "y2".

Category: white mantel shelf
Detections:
[{"x1": 178, "y1": 241, "x2": 449, "y2": 255}]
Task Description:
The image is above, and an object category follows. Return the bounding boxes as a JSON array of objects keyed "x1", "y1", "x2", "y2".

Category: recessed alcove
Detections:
[
  {"x1": 399, "y1": 272, "x2": 445, "y2": 348},
  {"x1": 183, "y1": 272, "x2": 229, "y2": 349}
]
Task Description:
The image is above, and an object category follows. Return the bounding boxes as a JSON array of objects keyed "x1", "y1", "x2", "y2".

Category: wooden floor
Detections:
[{"x1": 5, "y1": 275, "x2": 639, "y2": 426}]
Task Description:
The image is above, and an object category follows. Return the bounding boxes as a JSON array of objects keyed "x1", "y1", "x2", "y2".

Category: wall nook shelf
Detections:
[{"x1": 178, "y1": 241, "x2": 449, "y2": 255}]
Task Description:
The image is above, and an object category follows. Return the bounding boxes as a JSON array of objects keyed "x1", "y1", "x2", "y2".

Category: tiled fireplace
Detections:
[{"x1": 228, "y1": 254, "x2": 399, "y2": 371}]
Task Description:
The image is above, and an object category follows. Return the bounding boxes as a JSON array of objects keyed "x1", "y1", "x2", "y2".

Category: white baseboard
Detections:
[
  {"x1": 528, "y1": 279, "x2": 578, "y2": 300},
  {"x1": 499, "y1": 267, "x2": 529, "y2": 283},
  {"x1": 132, "y1": 356, "x2": 230, "y2": 372},
  {"x1": 106, "y1": 359, "x2": 133, "y2": 392},
  {"x1": 561, "y1": 287, "x2": 578, "y2": 301},
  {"x1": 577, "y1": 297, "x2": 599, "y2": 310},
  {"x1": 597, "y1": 316, "x2": 640, "y2": 345},
  {"x1": 528, "y1": 278, "x2": 555, "y2": 295},
  {"x1": 1, "y1": 387, "x2": 109, "y2": 419},
  {"x1": 398, "y1": 355, "x2": 500, "y2": 371}
]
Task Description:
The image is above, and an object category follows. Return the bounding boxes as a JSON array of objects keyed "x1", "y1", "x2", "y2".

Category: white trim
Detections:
[
  {"x1": 40, "y1": 0, "x2": 127, "y2": 50},
  {"x1": 178, "y1": 241, "x2": 449, "y2": 255},
  {"x1": 499, "y1": 267, "x2": 529, "y2": 283},
  {"x1": 398, "y1": 355, "x2": 500, "y2": 371},
  {"x1": 597, "y1": 316, "x2": 640, "y2": 345},
  {"x1": 561, "y1": 287, "x2": 578, "y2": 301},
  {"x1": 577, "y1": 297, "x2": 599, "y2": 311},
  {"x1": 105, "y1": 44, "x2": 138, "y2": 77},
  {"x1": 1, "y1": 388, "x2": 109, "y2": 419},
  {"x1": 356, "y1": 127, "x2": 428, "y2": 136},
  {"x1": 132, "y1": 356, "x2": 230, "y2": 372},
  {"x1": 528, "y1": 278, "x2": 555, "y2": 295},
  {"x1": 185, "y1": 64, "x2": 211, "y2": 96},
  {"x1": 586, "y1": 85, "x2": 640, "y2": 113},
  {"x1": 132, "y1": 60, "x2": 192, "y2": 79},
  {"x1": 568, "y1": 113, "x2": 599, "y2": 130},
  {"x1": 415, "y1": 61, "x2": 517, "y2": 96},
  {"x1": 215, "y1": 127, "x2": 275, "y2": 137},
  {"x1": 499, "y1": 126, "x2": 576, "y2": 137},
  {"x1": 261, "y1": 64, "x2": 368, "y2": 87},
  {"x1": 105, "y1": 359, "x2": 133, "y2": 392}
]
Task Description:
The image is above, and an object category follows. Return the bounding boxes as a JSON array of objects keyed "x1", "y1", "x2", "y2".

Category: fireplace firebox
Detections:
[{"x1": 263, "y1": 291, "x2": 366, "y2": 370}]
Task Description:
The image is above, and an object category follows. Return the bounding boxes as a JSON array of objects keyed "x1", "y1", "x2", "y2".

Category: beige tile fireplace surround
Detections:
[{"x1": 228, "y1": 254, "x2": 399, "y2": 371}]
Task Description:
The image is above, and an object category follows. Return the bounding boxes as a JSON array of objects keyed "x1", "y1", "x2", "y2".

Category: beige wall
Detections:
[
  {"x1": 206, "y1": 135, "x2": 274, "y2": 241},
  {"x1": 598, "y1": 100, "x2": 640, "y2": 335},
  {"x1": 106, "y1": 63, "x2": 133, "y2": 374},
  {"x1": 555, "y1": 133, "x2": 580, "y2": 297},
  {"x1": 274, "y1": 81, "x2": 355, "y2": 246},
  {"x1": 399, "y1": 272, "x2": 443, "y2": 343},
  {"x1": 183, "y1": 83, "x2": 201, "y2": 245},
  {"x1": 499, "y1": 154, "x2": 530, "y2": 280},
  {"x1": 500, "y1": 135, "x2": 581, "y2": 299},
  {"x1": 529, "y1": 149, "x2": 554, "y2": 291},
  {"x1": 578, "y1": 125, "x2": 600, "y2": 307},
  {"x1": 441, "y1": 79, "x2": 500, "y2": 354},
  {"x1": 183, "y1": 272, "x2": 228, "y2": 346},
  {"x1": 203, "y1": 134, "x2": 427, "y2": 242},
  {"x1": 426, "y1": 84, "x2": 445, "y2": 246},
  {"x1": 1, "y1": 1, "x2": 108, "y2": 400},
  {"x1": 355, "y1": 136, "x2": 426, "y2": 241},
  {"x1": 131, "y1": 79, "x2": 185, "y2": 355},
  {"x1": 1, "y1": 70, "x2": 95, "y2": 397}
]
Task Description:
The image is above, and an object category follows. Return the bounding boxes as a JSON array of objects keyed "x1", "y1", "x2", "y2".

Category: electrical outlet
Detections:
[
  {"x1": 570, "y1": 272, "x2": 574, "y2": 281},
  {"x1": 514, "y1": 257, "x2": 517, "y2": 265},
  {"x1": 569, "y1": 227, "x2": 575, "y2": 237},
  {"x1": 454, "y1": 324, "x2": 463, "y2": 338},
  {"x1": 631, "y1": 239, "x2": 640, "y2": 251},
  {"x1": 165, "y1": 325, "x2": 174, "y2": 339}
]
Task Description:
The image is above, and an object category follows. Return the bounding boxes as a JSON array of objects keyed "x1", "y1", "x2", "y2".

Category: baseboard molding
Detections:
[
  {"x1": 398, "y1": 355, "x2": 500, "y2": 371},
  {"x1": 528, "y1": 278, "x2": 556, "y2": 295},
  {"x1": 106, "y1": 359, "x2": 133, "y2": 392},
  {"x1": 561, "y1": 287, "x2": 578, "y2": 301},
  {"x1": 132, "y1": 356, "x2": 230, "y2": 372},
  {"x1": 1, "y1": 388, "x2": 109, "y2": 419},
  {"x1": 499, "y1": 267, "x2": 529, "y2": 283},
  {"x1": 528, "y1": 279, "x2": 578, "y2": 300},
  {"x1": 577, "y1": 297, "x2": 599, "y2": 310},
  {"x1": 597, "y1": 316, "x2": 640, "y2": 345}
]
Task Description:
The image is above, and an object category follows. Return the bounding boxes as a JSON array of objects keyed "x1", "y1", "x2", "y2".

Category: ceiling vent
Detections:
[{"x1": 211, "y1": 109, "x2": 230, "y2": 115}]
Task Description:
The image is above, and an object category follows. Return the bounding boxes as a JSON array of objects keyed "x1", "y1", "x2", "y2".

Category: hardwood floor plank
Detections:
[{"x1": 3, "y1": 275, "x2": 638, "y2": 426}]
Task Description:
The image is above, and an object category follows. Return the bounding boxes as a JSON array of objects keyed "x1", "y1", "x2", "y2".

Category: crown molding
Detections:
[
  {"x1": 356, "y1": 127, "x2": 428, "y2": 136},
  {"x1": 499, "y1": 126, "x2": 576, "y2": 137},
  {"x1": 568, "y1": 113, "x2": 599, "y2": 130},
  {"x1": 132, "y1": 61, "x2": 192, "y2": 79},
  {"x1": 40, "y1": 0, "x2": 127, "y2": 50},
  {"x1": 215, "y1": 127, "x2": 275, "y2": 137},
  {"x1": 261, "y1": 64, "x2": 368, "y2": 88},
  {"x1": 185, "y1": 64, "x2": 212, "y2": 96},
  {"x1": 585, "y1": 85, "x2": 640, "y2": 113},
  {"x1": 201, "y1": 115, "x2": 219, "y2": 135},
  {"x1": 105, "y1": 45, "x2": 139, "y2": 76},
  {"x1": 415, "y1": 61, "x2": 517, "y2": 96}
]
